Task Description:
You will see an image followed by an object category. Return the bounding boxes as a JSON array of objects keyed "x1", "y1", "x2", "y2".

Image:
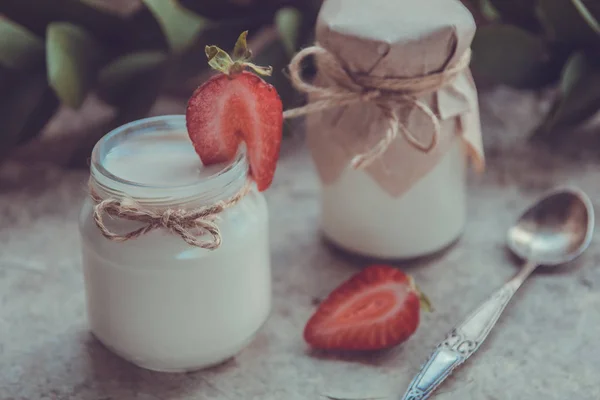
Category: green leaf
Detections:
[
  {"x1": 0, "y1": 0, "x2": 126, "y2": 42},
  {"x1": 142, "y1": 0, "x2": 210, "y2": 54},
  {"x1": 243, "y1": 62, "x2": 273, "y2": 76},
  {"x1": 46, "y1": 22, "x2": 102, "y2": 109},
  {"x1": 471, "y1": 25, "x2": 555, "y2": 89},
  {"x1": 0, "y1": 18, "x2": 44, "y2": 70},
  {"x1": 536, "y1": 0, "x2": 600, "y2": 46},
  {"x1": 582, "y1": 0, "x2": 600, "y2": 22},
  {"x1": 572, "y1": 0, "x2": 600, "y2": 34},
  {"x1": 170, "y1": 18, "x2": 265, "y2": 78},
  {"x1": 205, "y1": 45, "x2": 234, "y2": 74},
  {"x1": 275, "y1": 7, "x2": 303, "y2": 58},
  {"x1": 97, "y1": 51, "x2": 168, "y2": 106},
  {"x1": 232, "y1": 30, "x2": 251, "y2": 60},
  {"x1": 0, "y1": 71, "x2": 54, "y2": 160},
  {"x1": 479, "y1": 0, "x2": 501, "y2": 21},
  {"x1": 540, "y1": 52, "x2": 600, "y2": 132}
]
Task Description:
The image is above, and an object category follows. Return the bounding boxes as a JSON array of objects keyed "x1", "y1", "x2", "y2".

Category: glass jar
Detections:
[
  {"x1": 302, "y1": 0, "x2": 482, "y2": 261},
  {"x1": 319, "y1": 137, "x2": 467, "y2": 259},
  {"x1": 79, "y1": 115, "x2": 271, "y2": 372}
]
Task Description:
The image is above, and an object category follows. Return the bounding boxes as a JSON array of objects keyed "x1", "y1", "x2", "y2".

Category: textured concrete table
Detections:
[{"x1": 1, "y1": 89, "x2": 600, "y2": 400}]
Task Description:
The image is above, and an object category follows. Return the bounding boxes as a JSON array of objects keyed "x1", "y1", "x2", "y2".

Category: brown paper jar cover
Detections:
[{"x1": 306, "y1": 0, "x2": 485, "y2": 197}]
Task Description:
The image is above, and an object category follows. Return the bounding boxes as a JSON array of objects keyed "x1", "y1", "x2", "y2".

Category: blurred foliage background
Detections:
[
  {"x1": 1, "y1": 0, "x2": 599, "y2": 168},
  {"x1": 466, "y1": 0, "x2": 600, "y2": 138},
  {"x1": 0, "y1": 0, "x2": 321, "y2": 166}
]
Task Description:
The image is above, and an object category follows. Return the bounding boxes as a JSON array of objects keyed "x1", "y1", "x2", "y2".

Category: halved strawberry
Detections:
[
  {"x1": 186, "y1": 31, "x2": 283, "y2": 191},
  {"x1": 304, "y1": 265, "x2": 431, "y2": 351}
]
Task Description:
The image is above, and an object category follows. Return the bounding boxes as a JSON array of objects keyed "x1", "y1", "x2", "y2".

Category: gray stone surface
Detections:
[{"x1": 1, "y1": 89, "x2": 600, "y2": 400}]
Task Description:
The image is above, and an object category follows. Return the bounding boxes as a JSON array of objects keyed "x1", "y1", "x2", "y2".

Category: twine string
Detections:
[
  {"x1": 90, "y1": 179, "x2": 253, "y2": 249},
  {"x1": 282, "y1": 45, "x2": 471, "y2": 168}
]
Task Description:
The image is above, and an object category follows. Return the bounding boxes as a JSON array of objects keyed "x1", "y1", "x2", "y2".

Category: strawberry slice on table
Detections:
[
  {"x1": 304, "y1": 265, "x2": 432, "y2": 351},
  {"x1": 186, "y1": 31, "x2": 283, "y2": 192}
]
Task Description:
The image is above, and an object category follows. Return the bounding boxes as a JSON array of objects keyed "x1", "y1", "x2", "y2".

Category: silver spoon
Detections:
[{"x1": 401, "y1": 187, "x2": 594, "y2": 400}]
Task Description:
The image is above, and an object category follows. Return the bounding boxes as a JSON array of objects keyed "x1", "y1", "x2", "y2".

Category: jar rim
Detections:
[{"x1": 90, "y1": 115, "x2": 248, "y2": 203}]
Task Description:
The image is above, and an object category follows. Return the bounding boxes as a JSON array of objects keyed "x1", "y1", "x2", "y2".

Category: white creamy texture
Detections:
[
  {"x1": 103, "y1": 131, "x2": 224, "y2": 186},
  {"x1": 321, "y1": 139, "x2": 467, "y2": 259},
  {"x1": 80, "y1": 128, "x2": 271, "y2": 372}
]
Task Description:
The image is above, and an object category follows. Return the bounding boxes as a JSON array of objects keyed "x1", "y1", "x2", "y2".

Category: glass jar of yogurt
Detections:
[{"x1": 79, "y1": 115, "x2": 271, "y2": 372}]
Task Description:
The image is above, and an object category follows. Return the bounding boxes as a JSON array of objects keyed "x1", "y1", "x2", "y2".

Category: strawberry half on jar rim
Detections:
[{"x1": 186, "y1": 31, "x2": 283, "y2": 192}]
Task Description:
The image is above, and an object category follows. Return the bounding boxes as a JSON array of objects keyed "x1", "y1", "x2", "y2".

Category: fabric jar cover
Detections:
[{"x1": 306, "y1": 0, "x2": 484, "y2": 197}]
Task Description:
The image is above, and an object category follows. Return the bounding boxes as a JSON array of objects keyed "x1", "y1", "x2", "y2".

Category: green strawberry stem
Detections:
[
  {"x1": 205, "y1": 31, "x2": 273, "y2": 77},
  {"x1": 409, "y1": 276, "x2": 433, "y2": 312},
  {"x1": 418, "y1": 290, "x2": 433, "y2": 313}
]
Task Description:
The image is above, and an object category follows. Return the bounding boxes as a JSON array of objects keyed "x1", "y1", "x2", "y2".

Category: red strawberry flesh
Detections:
[
  {"x1": 186, "y1": 71, "x2": 282, "y2": 191},
  {"x1": 304, "y1": 265, "x2": 425, "y2": 351}
]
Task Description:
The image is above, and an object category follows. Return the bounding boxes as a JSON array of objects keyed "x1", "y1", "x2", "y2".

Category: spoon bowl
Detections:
[{"x1": 507, "y1": 187, "x2": 594, "y2": 266}]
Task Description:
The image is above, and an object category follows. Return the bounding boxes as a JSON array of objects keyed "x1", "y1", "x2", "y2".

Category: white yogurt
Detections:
[
  {"x1": 320, "y1": 138, "x2": 467, "y2": 259},
  {"x1": 79, "y1": 116, "x2": 271, "y2": 372}
]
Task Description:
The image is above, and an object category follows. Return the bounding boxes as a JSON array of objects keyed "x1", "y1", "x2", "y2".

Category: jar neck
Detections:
[{"x1": 88, "y1": 115, "x2": 249, "y2": 208}]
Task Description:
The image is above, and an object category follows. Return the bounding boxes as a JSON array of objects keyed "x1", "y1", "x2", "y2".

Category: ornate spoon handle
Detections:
[{"x1": 401, "y1": 261, "x2": 538, "y2": 400}]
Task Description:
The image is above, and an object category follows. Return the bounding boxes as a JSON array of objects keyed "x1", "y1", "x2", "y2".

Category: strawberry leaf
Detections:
[
  {"x1": 205, "y1": 35, "x2": 273, "y2": 77},
  {"x1": 165, "y1": 18, "x2": 266, "y2": 91},
  {"x1": 243, "y1": 62, "x2": 272, "y2": 77},
  {"x1": 409, "y1": 277, "x2": 433, "y2": 312},
  {"x1": 232, "y1": 30, "x2": 252, "y2": 61},
  {"x1": 418, "y1": 290, "x2": 433, "y2": 313},
  {"x1": 205, "y1": 45, "x2": 234, "y2": 74}
]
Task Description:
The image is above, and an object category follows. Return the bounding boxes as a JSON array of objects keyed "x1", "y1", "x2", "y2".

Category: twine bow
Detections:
[
  {"x1": 90, "y1": 179, "x2": 252, "y2": 249},
  {"x1": 282, "y1": 45, "x2": 472, "y2": 168}
]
